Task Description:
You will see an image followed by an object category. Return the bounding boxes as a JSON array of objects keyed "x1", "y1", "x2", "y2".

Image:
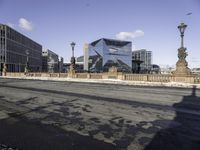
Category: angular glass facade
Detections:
[{"x1": 87, "y1": 38, "x2": 132, "y2": 72}]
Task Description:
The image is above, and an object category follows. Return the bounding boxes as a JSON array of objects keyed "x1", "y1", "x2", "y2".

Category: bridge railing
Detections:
[
  {"x1": 194, "y1": 76, "x2": 200, "y2": 84},
  {"x1": 3, "y1": 72, "x2": 200, "y2": 84}
]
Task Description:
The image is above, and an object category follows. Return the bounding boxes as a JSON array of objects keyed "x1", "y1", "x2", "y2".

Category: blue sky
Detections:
[{"x1": 0, "y1": 0, "x2": 200, "y2": 67}]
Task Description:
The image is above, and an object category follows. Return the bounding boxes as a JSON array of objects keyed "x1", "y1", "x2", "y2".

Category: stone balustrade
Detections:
[
  {"x1": 147, "y1": 75, "x2": 171, "y2": 82},
  {"x1": 90, "y1": 73, "x2": 103, "y2": 79},
  {"x1": 125, "y1": 74, "x2": 148, "y2": 81},
  {"x1": 2, "y1": 72, "x2": 200, "y2": 84},
  {"x1": 76, "y1": 73, "x2": 88, "y2": 79}
]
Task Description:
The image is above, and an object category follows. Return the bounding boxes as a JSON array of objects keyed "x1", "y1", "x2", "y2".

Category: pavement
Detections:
[
  {"x1": 2, "y1": 76, "x2": 200, "y2": 89},
  {"x1": 0, "y1": 78, "x2": 200, "y2": 150}
]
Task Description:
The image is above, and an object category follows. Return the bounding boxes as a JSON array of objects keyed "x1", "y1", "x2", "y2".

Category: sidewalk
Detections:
[{"x1": 1, "y1": 76, "x2": 200, "y2": 89}]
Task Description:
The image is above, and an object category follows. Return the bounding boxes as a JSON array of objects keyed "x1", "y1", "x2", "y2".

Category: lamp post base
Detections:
[
  {"x1": 24, "y1": 67, "x2": 29, "y2": 74},
  {"x1": 173, "y1": 47, "x2": 191, "y2": 77},
  {"x1": 2, "y1": 64, "x2": 7, "y2": 76},
  {"x1": 173, "y1": 62, "x2": 191, "y2": 77},
  {"x1": 68, "y1": 64, "x2": 76, "y2": 78}
]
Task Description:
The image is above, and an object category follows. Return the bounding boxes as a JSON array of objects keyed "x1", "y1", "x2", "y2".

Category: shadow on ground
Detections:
[
  {"x1": 145, "y1": 86, "x2": 200, "y2": 150},
  {"x1": 0, "y1": 116, "x2": 116, "y2": 150}
]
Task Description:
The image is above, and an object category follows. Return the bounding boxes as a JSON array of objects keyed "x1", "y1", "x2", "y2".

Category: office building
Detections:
[
  {"x1": 84, "y1": 44, "x2": 89, "y2": 71},
  {"x1": 132, "y1": 49, "x2": 152, "y2": 73},
  {"x1": 84, "y1": 38, "x2": 132, "y2": 72},
  {"x1": 58, "y1": 57, "x2": 64, "y2": 72},
  {"x1": 0, "y1": 24, "x2": 42, "y2": 72},
  {"x1": 42, "y1": 49, "x2": 59, "y2": 72},
  {"x1": 77, "y1": 56, "x2": 84, "y2": 63}
]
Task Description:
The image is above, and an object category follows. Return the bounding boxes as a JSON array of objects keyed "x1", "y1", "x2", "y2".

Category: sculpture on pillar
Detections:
[
  {"x1": 24, "y1": 49, "x2": 30, "y2": 74},
  {"x1": 173, "y1": 22, "x2": 191, "y2": 77},
  {"x1": 2, "y1": 63, "x2": 7, "y2": 76}
]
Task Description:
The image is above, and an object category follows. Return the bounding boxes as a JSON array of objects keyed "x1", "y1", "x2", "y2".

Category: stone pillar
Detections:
[
  {"x1": 2, "y1": 63, "x2": 7, "y2": 76},
  {"x1": 24, "y1": 67, "x2": 29, "y2": 74},
  {"x1": 68, "y1": 64, "x2": 76, "y2": 78},
  {"x1": 173, "y1": 47, "x2": 191, "y2": 77},
  {"x1": 108, "y1": 66, "x2": 118, "y2": 79}
]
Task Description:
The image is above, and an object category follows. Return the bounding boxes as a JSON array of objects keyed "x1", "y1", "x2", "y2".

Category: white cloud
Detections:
[
  {"x1": 133, "y1": 30, "x2": 145, "y2": 38},
  {"x1": 18, "y1": 18, "x2": 33, "y2": 31},
  {"x1": 116, "y1": 30, "x2": 144, "y2": 40},
  {"x1": 116, "y1": 32, "x2": 133, "y2": 40}
]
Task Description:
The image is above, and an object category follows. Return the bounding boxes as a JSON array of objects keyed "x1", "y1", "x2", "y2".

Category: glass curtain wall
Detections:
[
  {"x1": 0, "y1": 25, "x2": 42, "y2": 72},
  {"x1": 88, "y1": 38, "x2": 132, "y2": 72},
  {"x1": 0, "y1": 25, "x2": 6, "y2": 73}
]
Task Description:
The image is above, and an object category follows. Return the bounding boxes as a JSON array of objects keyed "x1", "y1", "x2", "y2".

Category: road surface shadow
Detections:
[
  {"x1": 0, "y1": 84, "x2": 174, "y2": 111},
  {"x1": 144, "y1": 86, "x2": 200, "y2": 150},
  {"x1": 0, "y1": 96, "x2": 116, "y2": 150},
  {"x1": 0, "y1": 116, "x2": 116, "y2": 150}
]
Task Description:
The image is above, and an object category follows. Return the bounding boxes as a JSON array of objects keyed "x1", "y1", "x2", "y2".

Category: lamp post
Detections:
[
  {"x1": 71, "y1": 42, "x2": 75, "y2": 58},
  {"x1": 70, "y1": 42, "x2": 76, "y2": 73},
  {"x1": 173, "y1": 22, "x2": 191, "y2": 77},
  {"x1": 24, "y1": 49, "x2": 29, "y2": 73},
  {"x1": 178, "y1": 22, "x2": 187, "y2": 48}
]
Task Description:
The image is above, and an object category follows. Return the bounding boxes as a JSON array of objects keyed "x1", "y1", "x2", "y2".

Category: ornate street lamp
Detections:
[
  {"x1": 69, "y1": 42, "x2": 76, "y2": 75},
  {"x1": 178, "y1": 22, "x2": 187, "y2": 48},
  {"x1": 24, "y1": 49, "x2": 30, "y2": 73},
  {"x1": 173, "y1": 22, "x2": 191, "y2": 77},
  {"x1": 69, "y1": 42, "x2": 76, "y2": 78},
  {"x1": 71, "y1": 42, "x2": 75, "y2": 58}
]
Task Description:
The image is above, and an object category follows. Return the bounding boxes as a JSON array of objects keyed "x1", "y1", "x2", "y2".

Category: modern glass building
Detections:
[
  {"x1": 84, "y1": 38, "x2": 132, "y2": 72},
  {"x1": 132, "y1": 49, "x2": 152, "y2": 73},
  {"x1": 0, "y1": 24, "x2": 42, "y2": 72},
  {"x1": 42, "y1": 49, "x2": 59, "y2": 73}
]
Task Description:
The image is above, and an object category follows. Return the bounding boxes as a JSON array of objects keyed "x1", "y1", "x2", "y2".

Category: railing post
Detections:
[{"x1": 87, "y1": 73, "x2": 91, "y2": 79}]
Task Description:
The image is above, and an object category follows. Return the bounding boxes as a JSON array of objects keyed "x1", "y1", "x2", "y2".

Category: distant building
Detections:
[
  {"x1": 160, "y1": 65, "x2": 175, "y2": 74},
  {"x1": 84, "y1": 44, "x2": 89, "y2": 71},
  {"x1": 132, "y1": 49, "x2": 152, "y2": 73},
  {"x1": 62, "y1": 62, "x2": 69, "y2": 73},
  {"x1": 0, "y1": 24, "x2": 42, "y2": 72},
  {"x1": 76, "y1": 56, "x2": 84, "y2": 63},
  {"x1": 84, "y1": 38, "x2": 132, "y2": 72},
  {"x1": 58, "y1": 57, "x2": 64, "y2": 72},
  {"x1": 150, "y1": 64, "x2": 160, "y2": 74},
  {"x1": 191, "y1": 68, "x2": 200, "y2": 75},
  {"x1": 42, "y1": 49, "x2": 59, "y2": 72},
  {"x1": 62, "y1": 62, "x2": 83, "y2": 73},
  {"x1": 76, "y1": 56, "x2": 84, "y2": 72}
]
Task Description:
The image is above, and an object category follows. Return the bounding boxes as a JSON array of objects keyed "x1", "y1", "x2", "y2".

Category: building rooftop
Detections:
[
  {"x1": 90, "y1": 38, "x2": 131, "y2": 47},
  {"x1": 0, "y1": 24, "x2": 42, "y2": 47}
]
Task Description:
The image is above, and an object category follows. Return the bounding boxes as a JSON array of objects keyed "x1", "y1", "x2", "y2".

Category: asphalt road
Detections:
[{"x1": 0, "y1": 78, "x2": 200, "y2": 150}]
